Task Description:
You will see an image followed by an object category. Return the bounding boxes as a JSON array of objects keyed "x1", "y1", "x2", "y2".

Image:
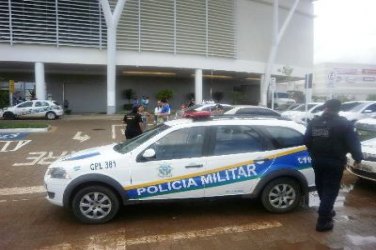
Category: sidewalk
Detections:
[{"x1": 61, "y1": 113, "x2": 124, "y2": 121}]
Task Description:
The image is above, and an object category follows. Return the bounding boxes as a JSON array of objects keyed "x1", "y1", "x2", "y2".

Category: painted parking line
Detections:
[
  {"x1": 0, "y1": 185, "x2": 45, "y2": 196},
  {"x1": 42, "y1": 221, "x2": 282, "y2": 249}
]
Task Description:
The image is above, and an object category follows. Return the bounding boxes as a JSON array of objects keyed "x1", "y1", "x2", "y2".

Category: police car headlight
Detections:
[{"x1": 47, "y1": 167, "x2": 70, "y2": 179}]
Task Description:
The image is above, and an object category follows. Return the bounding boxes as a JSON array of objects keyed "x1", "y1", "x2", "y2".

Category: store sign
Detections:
[
  {"x1": 362, "y1": 69, "x2": 376, "y2": 75},
  {"x1": 334, "y1": 68, "x2": 358, "y2": 75},
  {"x1": 9, "y1": 80, "x2": 15, "y2": 93}
]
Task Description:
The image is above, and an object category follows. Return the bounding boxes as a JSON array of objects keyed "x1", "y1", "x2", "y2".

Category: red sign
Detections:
[{"x1": 362, "y1": 69, "x2": 376, "y2": 75}]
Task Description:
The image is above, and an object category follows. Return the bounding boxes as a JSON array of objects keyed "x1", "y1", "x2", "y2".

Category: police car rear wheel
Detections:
[
  {"x1": 261, "y1": 178, "x2": 301, "y2": 213},
  {"x1": 46, "y1": 112, "x2": 56, "y2": 120},
  {"x1": 72, "y1": 185, "x2": 120, "y2": 224}
]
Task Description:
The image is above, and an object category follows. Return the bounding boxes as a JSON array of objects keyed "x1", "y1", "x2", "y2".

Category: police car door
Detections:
[
  {"x1": 15, "y1": 101, "x2": 33, "y2": 118},
  {"x1": 127, "y1": 126, "x2": 207, "y2": 200},
  {"x1": 204, "y1": 125, "x2": 273, "y2": 197}
]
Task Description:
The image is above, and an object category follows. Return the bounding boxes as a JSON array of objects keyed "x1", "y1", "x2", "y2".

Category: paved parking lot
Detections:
[{"x1": 0, "y1": 116, "x2": 375, "y2": 249}]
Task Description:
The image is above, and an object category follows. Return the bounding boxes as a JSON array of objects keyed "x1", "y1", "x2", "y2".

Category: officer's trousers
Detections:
[{"x1": 312, "y1": 160, "x2": 344, "y2": 220}]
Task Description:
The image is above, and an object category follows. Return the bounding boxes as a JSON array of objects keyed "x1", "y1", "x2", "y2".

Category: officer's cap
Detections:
[{"x1": 324, "y1": 99, "x2": 341, "y2": 112}]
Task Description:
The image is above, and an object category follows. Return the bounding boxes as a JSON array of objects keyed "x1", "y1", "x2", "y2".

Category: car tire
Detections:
[
  {"x1": 3, "y1": 112, "x2": 15, "y2": 120},
  {"x1": 72, "y1": 185, "x2": 120, "y2": 224},
  {"x1": 46, "y1": 112, "x2": 56, "y2": 120},
  {"x1": 261, "y1": 177, "x2": 301, "y2": 213}
]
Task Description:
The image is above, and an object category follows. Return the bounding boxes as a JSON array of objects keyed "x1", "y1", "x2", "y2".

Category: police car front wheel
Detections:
[
  {"x1": 261, "y1": 178, "x2": 301, "y2": 213},
  {"x1": 72, "y1": 185, "x2": 120, "y2": 224}
]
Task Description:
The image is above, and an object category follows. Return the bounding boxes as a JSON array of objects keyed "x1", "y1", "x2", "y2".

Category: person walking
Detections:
[
  {"x1": 304, "y1": 99, "x2": 363, "y2": 232},
  {"x1": 123, "y1": 105, "x2": 143, "y2": 139},
  {"x1": 159, "y1": 99, "x2": 171, "y2": 122},
  {"x1": 154, "y1": 100, "x2": 162, "y2": 124}
]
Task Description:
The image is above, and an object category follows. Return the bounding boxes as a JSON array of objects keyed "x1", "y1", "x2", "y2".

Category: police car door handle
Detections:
[
  {"x1": 185, "y1": 164, "x2": 203, "y2": 168},
  {"x1": 254, "y1": 158, "x2": 268, "y2": 163}
]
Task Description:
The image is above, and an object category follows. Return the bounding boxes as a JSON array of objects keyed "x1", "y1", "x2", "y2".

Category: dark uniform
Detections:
[
  {"x1": 123, "y1": 110, "x2": 143, "y2": 139},
  {"x1": 304, "y1": 99, "x2": 362, "y2": 232}
]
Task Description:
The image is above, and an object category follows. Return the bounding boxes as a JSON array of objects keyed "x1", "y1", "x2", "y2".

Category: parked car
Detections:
[
  {"x1": 355, "y1": 117, "x2": 376, "y2": 141},
  {"x1": 1, "y1": 100, "x2": 63, "y2": 120},
  {"x1": 45, "y1": 116, "x2": 315, "y2": 223},
  {"x1": 347, "y1": 137, "x2": 376, "y2": 182},
  {"x1": 281, "y1": 103, "x2": 324, "y2": 124},
  {"x1": 223, "y1": 105, "x2": 281, "y2": 118},
  {"x1": 183, "y1": 103, "x2": 233, "y2": 118},
  {"x1": 339, "y1": 101, "x2": 376, "y2": 123},
  {"x1": 268, "y1": 92, "x2": 296, "y2": 109}
]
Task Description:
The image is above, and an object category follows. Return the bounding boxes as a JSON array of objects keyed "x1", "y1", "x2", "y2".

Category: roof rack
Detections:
[{"x1": 190, "y1": 113, "x2": 291, "y2": 122}]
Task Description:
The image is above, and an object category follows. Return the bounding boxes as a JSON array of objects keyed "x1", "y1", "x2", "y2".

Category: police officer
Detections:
[
  {"x1": 304, "y1": 99, "x2": 363, "y2": 232},
  {"x1": 123, "y1": 105, "x2": 143, "y2": 139}
]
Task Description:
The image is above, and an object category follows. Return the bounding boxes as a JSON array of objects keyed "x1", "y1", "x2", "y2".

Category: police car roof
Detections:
[{"x1": 164, "y1": 116, "x2": 305, "y2": 132}]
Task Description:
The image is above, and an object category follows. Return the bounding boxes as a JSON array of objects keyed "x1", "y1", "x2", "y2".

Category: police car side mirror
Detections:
[{"x1": 143, "y1": 149, "x2": 156, "y2": 159}]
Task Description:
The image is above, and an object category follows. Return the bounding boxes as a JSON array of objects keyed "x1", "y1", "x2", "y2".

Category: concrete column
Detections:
[
  {"x1": 35, "y1": 62, "x2": 46, "y2": 100},
  {"x1": 106, "y1": 25, "x2": 116, "y2": 114},
  {"x1": 100, "y1": 0, "x2": 126, "y2": 114},
  {"x1": 195, "y1": 69, "x2": 203, "y2": 104}
]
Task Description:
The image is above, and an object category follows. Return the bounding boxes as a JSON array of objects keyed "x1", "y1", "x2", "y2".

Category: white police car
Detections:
[
  {"x1": 2, "y1": 100, "x2": 63, "y2": 120},
  {"x1": 44, "y1": 117, "x2": 315, "y2": 223}
]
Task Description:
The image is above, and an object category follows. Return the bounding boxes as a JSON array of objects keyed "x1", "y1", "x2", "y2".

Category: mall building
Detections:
[{"x1": 0, "y1": 0, "x2": 313, "y2": 113}]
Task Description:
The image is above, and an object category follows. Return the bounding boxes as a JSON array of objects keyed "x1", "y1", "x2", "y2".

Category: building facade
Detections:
[
  {"x1": 0, "y1": 0, "x2": 313, "y2": 113},
  {"x1": 313, "y1": 63, "x2": 376, "y2": 101}
]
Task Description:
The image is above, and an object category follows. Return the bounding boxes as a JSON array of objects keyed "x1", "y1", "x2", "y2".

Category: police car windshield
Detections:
[{"x1": 114, "y1": 124, "x2": 170, "y2": 154}]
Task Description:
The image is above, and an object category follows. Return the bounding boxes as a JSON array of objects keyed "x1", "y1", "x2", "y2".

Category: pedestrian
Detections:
[
  {"x1": 64, "y1": 99, "x2": 69, "y2": 110},
  {"x1": 175, "y1": 104, "x2": 186, "y2": 119},
  {"x1": 154, "y1": 100, "x2": 162, "y2": 124},
  {"x1": 212, "y1": 104, "x2": 224, "y2": 115},
  {"x1": 188, "y1": 98, "x2": 195, "y2": 108},
  {"x1": 141, "y1": 96, "x2": 147, "y2": 107},
  {"x1": 123, "y1": 105, "x2": 143, "y2": 140},
  {"x1": 145, "y1": 96, "x2": 150, "y2": 110},
  {"x1": 159, "y1": 98, "x2": 171, "y2": 121},
  {"x1": 131, "y1": 96, "x2": 139, "y2": 108},
  {"x1": 304, "y1": 99, "x2": 363, "y2": 232}
]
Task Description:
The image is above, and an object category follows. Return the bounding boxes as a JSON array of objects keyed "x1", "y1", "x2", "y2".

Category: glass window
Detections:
[
  {"x1": 341, "y1": 102, "x2": 362, "y2": 111},
  {"x1": 213, "y1": 125, "x2": 263, "y2": 155},
  {"x1": 41, "y1": 102, "x2": 50, "y2": 107},
  {"x1": 35, "y1": 102, "x2": 42, "y2": 107},
  {"x1": 144, "y1": 126, "x2": 206, "y2": 161},
  {"x1": 114, "y1": 124, "x2": 170, "y2": 154},
  {"x1": 261, "y1": 127, "x2": 304, "y2": 149},
  {"x1": 311, "y1": 105, "x2": 325, "y2": 113},
  {"x1": 363, "y1": 103, "x2": 376, "y2": 112},
  {"x1": 17, "y1": 101, "x2": 33, "y2": 108},
  {"x1": 236, "y1": 108, "x2": 280, "y2": 117}
]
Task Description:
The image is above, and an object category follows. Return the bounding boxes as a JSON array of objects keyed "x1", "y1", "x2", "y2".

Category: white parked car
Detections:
[
  {"x1": 281, "y1": 103, "x2": 324, "y2": 124},
  {"x1": 355, "y1": 117, "x2": 376, "y2": 141},
  {"x1": 44, "y1": 116, "x2": 315, "y2": 223},
  {"x1": 347, "y1": 137, "x2": 376, "y2": 182},
  {"x1": 339, "y1": 101, "x2": 376, "y2": 123},
  {"x1": 224, "y1": 105, "x2": 281, "y2": 118},
  {"x1": 1, "y1": 100, "x2": 63, "y2": 120}
]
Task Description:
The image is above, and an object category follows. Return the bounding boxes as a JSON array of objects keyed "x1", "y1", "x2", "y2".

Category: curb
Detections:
[{"x1": 0, "y1": 126, "x2": 50, "y2": 133}]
